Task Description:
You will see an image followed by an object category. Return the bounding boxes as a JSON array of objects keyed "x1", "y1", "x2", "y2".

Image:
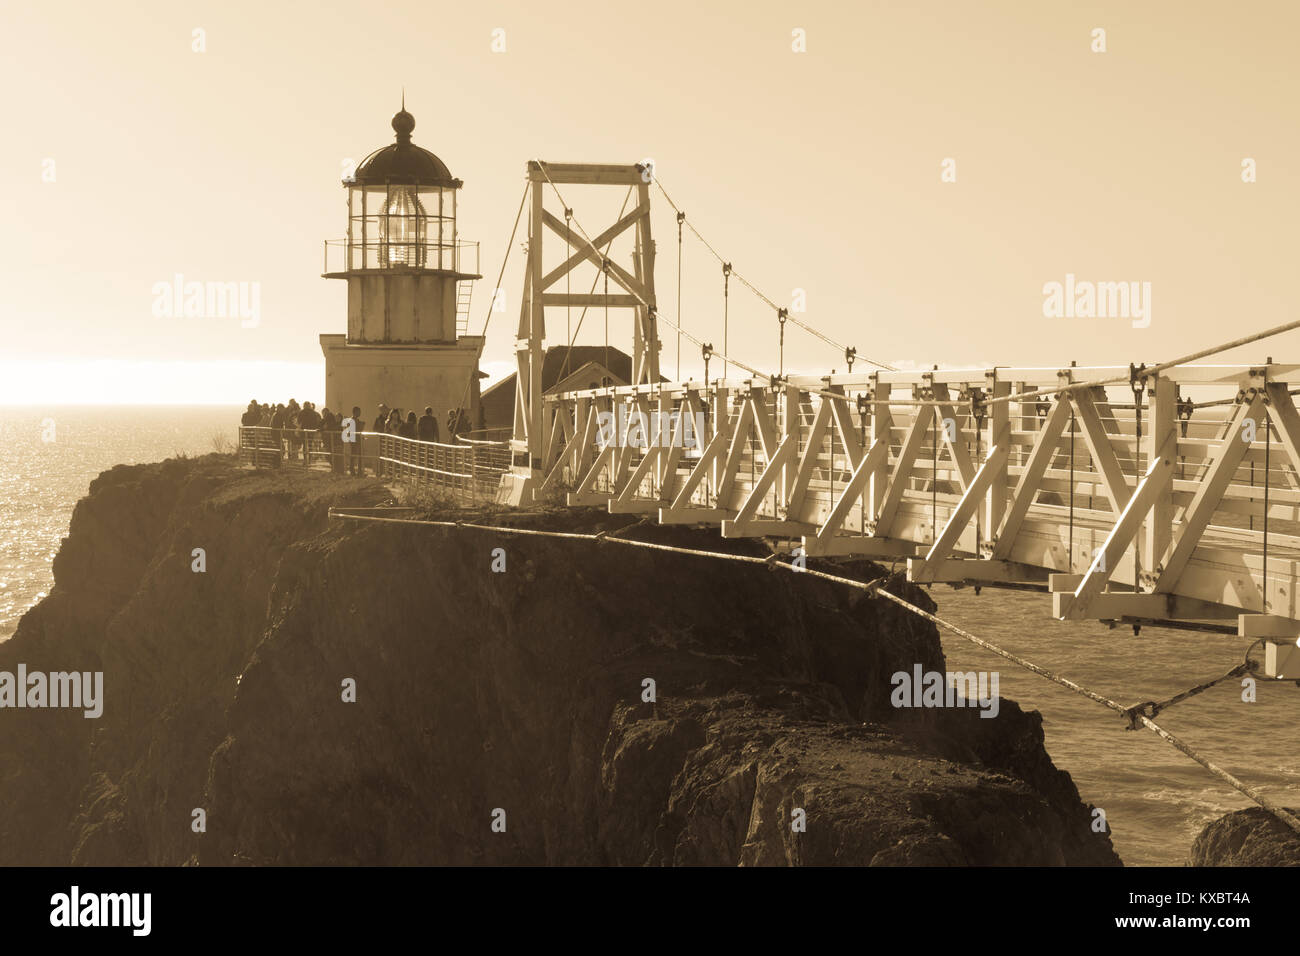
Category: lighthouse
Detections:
[{"x1": 319, "y1": 102, "x2": 484, "y2": 428}]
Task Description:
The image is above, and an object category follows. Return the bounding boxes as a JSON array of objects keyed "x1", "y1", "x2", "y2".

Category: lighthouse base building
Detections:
[{"x1": 319, "y1": 334, "x2": 484, "y2": 431}]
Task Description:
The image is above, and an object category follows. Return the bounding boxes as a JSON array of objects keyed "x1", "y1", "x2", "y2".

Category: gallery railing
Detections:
[{"x1": 322, "y1": 239, "x2": 480, "y2": 275}]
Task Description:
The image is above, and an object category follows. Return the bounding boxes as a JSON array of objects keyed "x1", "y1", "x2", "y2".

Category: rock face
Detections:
[
  {"x1": 1190, "y1": 808, "x2": 1300, "y2": 866},
  {"x1": 0, "y1": 456, "x2": 1120, "y2": 866}
]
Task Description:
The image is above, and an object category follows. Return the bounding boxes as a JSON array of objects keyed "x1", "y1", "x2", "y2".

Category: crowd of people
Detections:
[{"x1": 238, "y1": 398, "x2": 477, "y2": 476}]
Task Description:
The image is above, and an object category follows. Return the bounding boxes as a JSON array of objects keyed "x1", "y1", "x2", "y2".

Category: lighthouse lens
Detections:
[{"x1": 380, "y1": 186, "x2": 427, "y2": 267}]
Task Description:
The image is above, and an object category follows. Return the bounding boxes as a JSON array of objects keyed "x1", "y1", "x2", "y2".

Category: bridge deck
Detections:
[{"x1": 512, "y1": 364, "x2": 1300, "y2": 677}]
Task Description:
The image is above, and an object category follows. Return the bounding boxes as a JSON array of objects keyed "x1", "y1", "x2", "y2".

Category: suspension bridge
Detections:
[{"x1": 492, "y1": 160, "x2": 1300, "y2": 686}]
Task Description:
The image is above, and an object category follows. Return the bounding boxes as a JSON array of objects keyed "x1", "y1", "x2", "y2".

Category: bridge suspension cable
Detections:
[
  {"x1": 978, "y1": 316, "x2": 1300, "y2": 409},
  {"x1": 676, "y1": 212, "x2": 684, "y2": 380},
  {"x1": 722, "y1": 261, "x2": 731, "y2": 378},
  {"x1": 533, "y1": 162, "x2": 770, "y2": 381},
  {"x1": 536, "y1": 163, "x2": 902, "y2": 387},
  {"x1": 790, "y1": 312, "x2": 1300, "y2": 413},
  {"x1": 454, "y1": 182, "x2": 530, "y2": 422},
  {"x1": 538, "y1": 162, "x2": 1300, "y2": 420},
  {"x1": 653, "y1": 176, "x2": 898, "y2": 372}
]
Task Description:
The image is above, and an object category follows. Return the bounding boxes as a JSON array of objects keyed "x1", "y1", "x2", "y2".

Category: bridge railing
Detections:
[
  {"x1": 374, "y1": 432, "x2": 510, "y2": 502},
  {"x1": 528, "y1": 364, "x2": 1300, "y2": 656},
  {"x1": 238, "y1": 427, "x2": 510, "y2": 504}
]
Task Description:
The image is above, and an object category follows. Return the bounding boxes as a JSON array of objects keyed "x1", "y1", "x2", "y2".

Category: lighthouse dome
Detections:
[{"x1": 350, "y1": 108, "x2": 461, "y2": 188}]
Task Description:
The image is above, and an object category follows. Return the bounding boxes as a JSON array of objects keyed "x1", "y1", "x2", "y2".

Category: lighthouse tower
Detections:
[{"x1": 320, "y1": 103, "x2": 484, "y2": 427}]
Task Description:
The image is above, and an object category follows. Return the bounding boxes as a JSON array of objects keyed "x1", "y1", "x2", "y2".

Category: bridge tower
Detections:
[
  {"x1": 319, "y1": 102, "x2": 485, "y2": 428},
  {"x1": 500, "y1": 161, "x2": 660, "y2": 504}
]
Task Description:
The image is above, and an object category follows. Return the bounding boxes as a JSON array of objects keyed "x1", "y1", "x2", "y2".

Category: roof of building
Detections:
[
  {"x1": 481, "y1": 346, "x2": 636, "y2": 400},
  {"x1": 349, "y1": 107, "x2": 461, "y2": 189},
  {"x1": 543, "y1": 346, "x2": 633, "y2": 387}
]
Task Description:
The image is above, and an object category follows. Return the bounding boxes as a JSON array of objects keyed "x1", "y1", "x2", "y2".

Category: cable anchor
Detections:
[
  {"x1": 1121, "y1": 700, "x2": 1159, "y2": 731},
  {"x1": 855, "y1": 391, "x2": 871, "y2": 422},
  {"x1": 1129, "y1": 362, "x2": 1147, "y2": 402},
  {"x1": 968, "y1": 386, "x2": 987, "y2": 428}
]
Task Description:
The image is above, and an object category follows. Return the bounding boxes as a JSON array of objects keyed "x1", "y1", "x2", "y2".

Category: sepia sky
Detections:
[{"x1": 1, "y1": 0, "x2": 1297, "y2": 404}]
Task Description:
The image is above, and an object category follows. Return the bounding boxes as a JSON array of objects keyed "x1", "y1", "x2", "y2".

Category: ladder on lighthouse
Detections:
[{"x1": 455, "y1": 280, "x2": 474, "y2": 337}]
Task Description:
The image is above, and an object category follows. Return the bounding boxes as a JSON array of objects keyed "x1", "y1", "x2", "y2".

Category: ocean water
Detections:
[
  {"x1": 1, "y1": 406, "x2": 1296, "y2": 866},
  {"x1": 0, "y1": 406, "x2": 240, "y2": 637},
  {"x1": 934, "y1": 588, "x2": 1300, "y2": 866}
]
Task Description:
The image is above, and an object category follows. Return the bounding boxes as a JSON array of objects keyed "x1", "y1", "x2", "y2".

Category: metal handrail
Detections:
[{"x1": 237, "y1": 426, "x2": 509, "y2": 504}]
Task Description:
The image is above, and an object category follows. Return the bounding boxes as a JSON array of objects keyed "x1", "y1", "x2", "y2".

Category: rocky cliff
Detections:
[
  {"x1": 1190, "y1": 807, "x2": 1300, "y2": 866},
  {"x1": 0, "y1": 456, "x2": 1119, "y2": 866}
]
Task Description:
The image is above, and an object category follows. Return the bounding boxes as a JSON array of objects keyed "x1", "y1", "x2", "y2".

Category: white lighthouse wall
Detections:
[
  {"x1": 320, "y1": 334, "x2": 483, "y2": 430},
  {"x1": 346, "y1": 273, "x2": 457, "y2": 343}
]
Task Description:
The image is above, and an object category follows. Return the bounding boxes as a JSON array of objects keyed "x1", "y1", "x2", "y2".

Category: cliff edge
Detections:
[{"x1": 0, "y1": 456, "x2": 1120, "y2": 866}]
